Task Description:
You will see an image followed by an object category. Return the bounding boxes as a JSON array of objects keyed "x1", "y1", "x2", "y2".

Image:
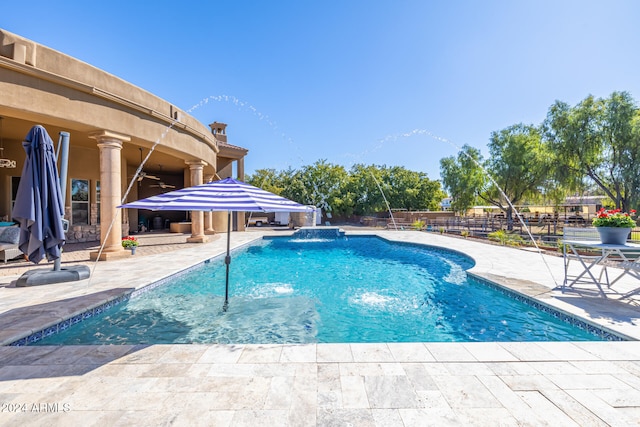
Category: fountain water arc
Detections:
[
  {"x1": 365, "y1": 129, "x2": 560, "y2": 288},
  {"x1": 369, "y1": 171, "x2": 398, "y2": 231},
  {"x1": 88, "y1": 95, "x2": 309, "y2": 288},
  {"x1": 87, "y1": 96, "x2": 559, "y2": 291}
]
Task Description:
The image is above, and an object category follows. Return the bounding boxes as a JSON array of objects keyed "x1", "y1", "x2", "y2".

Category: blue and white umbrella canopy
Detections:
[
  {"x1": 12, "y1": 125, "x2": 66, "y2": 264},
  {"x1": 119, "y1": 177, "x2": 314, "y2": 310},
  {"x1": 119, "y1": 177, "x2": 312, "y2": 213}
]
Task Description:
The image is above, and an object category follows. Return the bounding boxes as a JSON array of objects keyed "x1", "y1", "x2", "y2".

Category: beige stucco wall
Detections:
[
  {"x1": 0, "y1": 29, "x2": 245, "y2": 243},
  {"x1": 0, "y1": 29, "x2": 218, "y2": 165}
]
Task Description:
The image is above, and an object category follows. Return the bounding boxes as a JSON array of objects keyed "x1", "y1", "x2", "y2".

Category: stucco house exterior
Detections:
[{"x1": 0, "y1": 29, "x2": 247, "y2": 260}]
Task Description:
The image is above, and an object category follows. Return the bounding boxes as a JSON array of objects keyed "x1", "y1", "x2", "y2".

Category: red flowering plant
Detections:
[
  {"x1": 121, "y1": 236, "x2": 139, "y2": 248},
  {"x1": 592, "y1": 208, "x2": 637, "y2": 228}
]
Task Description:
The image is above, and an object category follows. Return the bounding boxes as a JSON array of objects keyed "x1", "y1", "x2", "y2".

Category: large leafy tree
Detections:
[
  {"x1": 625, "y1": 110, "x2": 640, "y2": 210},
  {"x1": 543, "y1": 91, "x2": 640, "y2": 211},
  {"x1": 280, "y1": 160, "x2": 351, "y2": 216},
  {"x1": 305, "y1": 160, "x2": 351, "y2": 216},
  {"x1": 248, "y1": 162, "x2": 444, "y2": 217},
  {"x1": 279, "y1": 167, "x2": 309, "y2": 206},
  {"x1": 440, "y1": 145, "x2": 487, "y2": 214},
  {"x1": 347, "y1": 164, "x2": 445, "y2": 214},
  {"x1": 484, "y1": 123, "x2": 549, "y2": 226},
  {"x1": 347, "y1": 164, "x2": 388, "y2": 215},
  {"x1": 440, "y1": 125, "x2": 548, "y2": 229},
  {"x1": 245, "y1": 168, "x2": 285, "y2": 195},
  {"x1": 381, "y1": 166, "x2": 445, "y2": 211},
  {"x1": 608, "y1": 93, "x2": 640, "y2": 211}
]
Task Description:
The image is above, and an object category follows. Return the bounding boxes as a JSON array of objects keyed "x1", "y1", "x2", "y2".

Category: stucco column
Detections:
[
  {"x1": 88, "y1": 130, "x2": 131, "y2": 260},
  {"x1": 186, "y1": 160, "x2": 208, "y2": 243},
  {"x1": 237, "y1": 157, "x2": 245, "y2": 181},
  {"x1": 204, "y1": 174, "x2": 215, "y2": 235}
]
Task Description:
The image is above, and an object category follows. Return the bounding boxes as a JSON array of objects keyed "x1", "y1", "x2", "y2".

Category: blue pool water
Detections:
[{"x1": 36, "y1": 236, "x2": 604, "y2": 345}]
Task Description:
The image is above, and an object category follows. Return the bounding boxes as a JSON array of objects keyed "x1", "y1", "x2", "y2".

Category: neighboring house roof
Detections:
[{"x1": 564, "y1": 195, "x2": 607, "y2": 205}]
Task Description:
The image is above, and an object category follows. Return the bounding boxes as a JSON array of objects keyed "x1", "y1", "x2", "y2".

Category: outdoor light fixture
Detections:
[{"x1": 0, "y1": 117, "x2": 17, "y2": 168}]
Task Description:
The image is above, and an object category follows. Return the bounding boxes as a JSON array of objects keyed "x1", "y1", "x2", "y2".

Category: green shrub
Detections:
[
  {"x1": 488, "y1": 230, "x2": 524, "y2": 246},
  {"x1": 412, "y1": 220, "x2": 425, "y2": 230},
  {"x1": 488, "y1": 230, "x2": 506, "y2": 244},
  {"x1": 506, "y1": 233, "x2": 524, "y2": 247}
]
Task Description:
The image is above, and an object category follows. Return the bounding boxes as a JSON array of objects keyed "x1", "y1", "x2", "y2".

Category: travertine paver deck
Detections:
[{"x1": 1, "y1": 228, "x2": 640, "y2": 426}]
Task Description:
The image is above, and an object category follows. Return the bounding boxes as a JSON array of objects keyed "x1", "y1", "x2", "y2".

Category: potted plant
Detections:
[
  {"x1": 592, "y1": 208, "x2": 637, "y2": 244},
  {"x1": 122, "y1": 236, "x2": 139, "y2": 254}
]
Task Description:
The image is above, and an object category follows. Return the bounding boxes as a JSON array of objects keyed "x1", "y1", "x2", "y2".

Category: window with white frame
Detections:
[{"x1": 71, "y1": 179, "x2": 89, "y2": 225}]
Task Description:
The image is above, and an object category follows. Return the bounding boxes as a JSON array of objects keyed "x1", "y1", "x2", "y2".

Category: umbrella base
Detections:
[{"x1": 15, "y1": 265, "x2": 91, "y2": 287}]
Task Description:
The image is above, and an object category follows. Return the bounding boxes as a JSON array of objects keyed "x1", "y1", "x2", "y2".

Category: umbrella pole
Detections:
[
  {"x1": 54, "y1": 131, "x2": 70, "y2": 272},
  {"x1": 223, "y1": 210, "x2": 231, "y2": 312}
]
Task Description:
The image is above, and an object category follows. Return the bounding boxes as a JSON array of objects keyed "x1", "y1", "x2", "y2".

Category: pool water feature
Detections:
[{"x1": 36, "y1": 236, "x2": 607, "y2": 345}]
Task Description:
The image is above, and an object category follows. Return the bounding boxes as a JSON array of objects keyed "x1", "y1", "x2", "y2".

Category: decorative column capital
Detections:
[
  {"x1": 88, "y1": 130, "x2": 131, "y2": 147},
  {"x1": 185, "y1": 159, "x2": 208, "y2": 170}
]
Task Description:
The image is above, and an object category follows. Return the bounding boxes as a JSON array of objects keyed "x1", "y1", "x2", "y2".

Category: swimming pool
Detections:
[{"x1": 33, "y1": 234, "x2": 609, "y2": 345}]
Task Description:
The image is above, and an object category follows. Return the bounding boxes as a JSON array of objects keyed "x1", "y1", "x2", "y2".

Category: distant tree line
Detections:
[
  {"x1": 246, "y1": 91, "x2": 639, "y2": 227},
  {"x1": 440, "y1": 91, "x2": 640, "y2": 228},
  {"x1": 246, "y1": 160, "x2": 446, "y2": 218}
]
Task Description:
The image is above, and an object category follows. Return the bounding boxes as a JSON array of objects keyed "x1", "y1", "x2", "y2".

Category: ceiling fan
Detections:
[
  {"x1": 131, "y1": 148, "x2": 160, "y2": 183},
  {"x1": 150, "y1": 181, "x2": 176, "y2": 189},
  {"x1": 138, "y1": 170, "x2": 160, "y2": 182}
]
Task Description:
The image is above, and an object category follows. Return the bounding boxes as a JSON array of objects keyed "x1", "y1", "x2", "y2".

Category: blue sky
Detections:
[{"x1": 3, "y1": 1, "x2": 640, "y2": 180}]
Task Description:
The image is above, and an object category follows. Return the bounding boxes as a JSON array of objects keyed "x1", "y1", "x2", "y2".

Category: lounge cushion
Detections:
[{"x1": 0, "y1": 227, "x2": 20, "y2": 244}]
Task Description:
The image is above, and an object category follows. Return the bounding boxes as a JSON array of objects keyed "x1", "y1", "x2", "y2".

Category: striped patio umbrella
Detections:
[{"x1": 119, "y1": 177, "x2": 314, "y2": 310}]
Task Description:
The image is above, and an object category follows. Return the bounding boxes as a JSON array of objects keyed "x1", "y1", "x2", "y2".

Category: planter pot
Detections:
[
  {"x1": 596, "y1": 227, "x2": 631, "y2": 245},
  {"x1": 130, "y1": 247, "x2": 137, "y2": 255}
]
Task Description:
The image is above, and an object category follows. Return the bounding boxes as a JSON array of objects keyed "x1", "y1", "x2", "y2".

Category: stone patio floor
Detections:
[{"x1": 1, "y1": 228, "x2": 640, "y2": 426}]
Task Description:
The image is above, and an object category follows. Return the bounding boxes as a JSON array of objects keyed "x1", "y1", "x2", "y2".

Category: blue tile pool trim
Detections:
[
  {"x1": 8, "y1": 262, "x2": 211, "y2": 346},
  {"x1": 9, "y1": 293, "x2": 132, "y2": 346},
  {"x1": 9, "y1": 234, "x2": 630, "y2": 345},
  {"x1": 469, "y1": 273, "x2": 630, "y2": 341},
  {"x1": 6, "y1": 242, "x2": 266, "y2": 346}
]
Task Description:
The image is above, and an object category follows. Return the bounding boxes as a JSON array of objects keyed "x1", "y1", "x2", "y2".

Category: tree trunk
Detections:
[{"x1": 506, "y1": 208, "x2": 514, "y2": 231}]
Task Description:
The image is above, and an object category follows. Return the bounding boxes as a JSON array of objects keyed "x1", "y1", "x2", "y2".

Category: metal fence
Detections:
[{"x1": 389, "y1": 216, "x2": 640, "y2": 245}]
